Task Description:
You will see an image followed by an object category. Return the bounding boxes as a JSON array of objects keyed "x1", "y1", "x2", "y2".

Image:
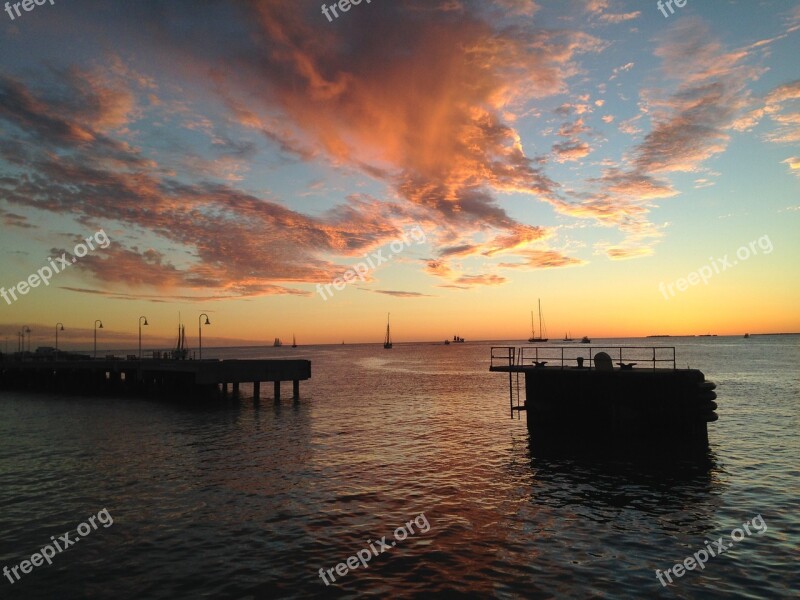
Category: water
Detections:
[{"x1": 1, "y1": 336, "x2": 798, "y2": 598}]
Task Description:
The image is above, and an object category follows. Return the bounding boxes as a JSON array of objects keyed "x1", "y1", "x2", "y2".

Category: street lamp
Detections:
[
  {"x1": 198, "y1": 313, "x2": 211, "y2": 359},
  {"x1": 22, "y1": 326, "x2": 31, "y2": 353},
  {"x1": 138, "y1": 316, "x2": 148, "y2": 359},
  {"x1": 94, "y1": 320, "x2": 103, "y2": 359},
  {"x1": 55, "y1": 323, "x2": 64, "y2": 352}
]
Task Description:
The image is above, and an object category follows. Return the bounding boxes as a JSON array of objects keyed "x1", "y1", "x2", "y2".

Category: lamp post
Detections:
[
  {"x1": 198, "y1": 313, "x2": 210, "y2": 359},
  {"x1": 94, "y1": 320, "x2": 103, "y2": 359},
  {"x1": 22, "y1": 325, "x2": 31, "y2": 353},
  {"x1": 138, "y1": 316, "x2": 148, "y2": 359},
  {"x1": 55, "y1": 323, "x2": 64, "y2": 352}
]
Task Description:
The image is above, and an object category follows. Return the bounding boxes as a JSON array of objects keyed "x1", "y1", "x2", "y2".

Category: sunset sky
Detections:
[{"x1": 0, "y1": 0, "x2": 798, "y2": 350}]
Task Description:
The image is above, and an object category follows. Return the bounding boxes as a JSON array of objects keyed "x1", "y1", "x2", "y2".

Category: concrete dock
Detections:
[
  {"x1": 491, "y1": 346, "x2": 717, "y2": 451},
  {"x1": 0, "y1": 357, "x2": 311, "y2": 401}
]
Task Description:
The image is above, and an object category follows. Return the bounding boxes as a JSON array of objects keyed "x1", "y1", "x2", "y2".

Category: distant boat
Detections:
[
  {"x1": 273, "y1": 337, "x2": 282, "y2": 347},
  {"x1": 292, "y1": 334, "x2": 297, "y2": 348},
  {"x1": 453, "y1": 335, "x2": 465, "y2": 343},
  {"x1": 744, "y1": 333, "x2": 750, "y2": 338},
  {"x1": 528, "y1": 299, "x2": 548, "y2": 342},
  {"x1": 580, "y1": 336, "x2": 591, "y2": 344},
  {"x1": 174, "y1": 324, "x2": 189, "y2": 360},
  {"x1": 563, "y1": 332, "x2": 574, "y2": 342},
  {"x1": 383, "y1": 313, "x2": 392, "y2": 349},
  {"x1": 444, "y1": 339, "x2": 451, "y2": 345}
]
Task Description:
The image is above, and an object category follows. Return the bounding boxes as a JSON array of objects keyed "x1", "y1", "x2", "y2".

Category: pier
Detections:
[
  {"x1": 0, "y1": 357, "x2": 311, "y2": 401},
  {"x1": 490, "y1": 346, "x2": 717, "y2": 451}
]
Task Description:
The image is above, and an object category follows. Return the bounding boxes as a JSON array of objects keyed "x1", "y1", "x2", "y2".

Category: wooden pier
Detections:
[{"x1": 0, "y1": 357, "x2": 311, "y2": 401}]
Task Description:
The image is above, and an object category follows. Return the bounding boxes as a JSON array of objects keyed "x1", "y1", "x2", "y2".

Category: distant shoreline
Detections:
[{"x1": 35, "y1": 332, "x2": 798, "y2": 356}]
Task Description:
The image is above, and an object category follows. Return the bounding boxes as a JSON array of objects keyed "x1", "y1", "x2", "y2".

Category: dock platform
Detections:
[
  {"x1": 0, "y1": 357, "x2": 311, "y2": 401},
  {"x1": 491, "y1": 346, "x2": 717, "y2": 451}
]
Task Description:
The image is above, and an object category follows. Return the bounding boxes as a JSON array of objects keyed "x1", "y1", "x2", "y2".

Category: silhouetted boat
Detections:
[
  {"x1": 528, "y1": 300, "x2": 548, "y2": 342},
  {"x1": 173, "y1": 324, "x2": 189, "y2": 360},
  {"x1": 292, "y1": 334, "x2": 297, "y2": 348},
  {"x1": 273, "y1": 337, "x2": 282, "y2": 347},
  {"x1": 744, "y1": 333, "x2": 750, "y2": 338},
  {"x1": 580, "y1": 336, "x2": 591, "y2": 344},
  {"x1": 563, "y1": 332, "x2": 574, "y2": 342},
  {"x1": 453, "y1": 335, "x2": 465, "y2": 343},
  {"x1": 444, "y1": 339, "x2": 450, "y2": 345},
  {"x1": 383, "y1": 313, "x2": 392, "y2": 349}
]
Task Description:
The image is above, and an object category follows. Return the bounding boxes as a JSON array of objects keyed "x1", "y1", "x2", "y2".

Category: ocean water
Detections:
[{"x1": 0, "y1": 336, "x2": 798, "y2": 599}]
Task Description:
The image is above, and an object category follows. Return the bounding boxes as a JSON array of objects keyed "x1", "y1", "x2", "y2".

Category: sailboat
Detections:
[
  {"x1": 383, "y1": 313, "x2": 393, "y2": 349},
  {"x1": 174, "y1": 324, "x2": 189, "y2": 360},
  {"x1": 528, "y1": 299, "x2": 548, "y2": 342},
  {"x1": 292, "y1": 334, "x2": 297, "y2": 348},
  {"x1": 563, "y1": 332, "x2": 574, "y2": 342},
  {"x1": 273, "y1": 337, "x2": 282, "y2": 347}
]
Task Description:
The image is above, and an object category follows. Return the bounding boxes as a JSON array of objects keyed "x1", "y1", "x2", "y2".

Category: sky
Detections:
[{"x1": 0, "y1": 0, "x2": 798, "y2": 350}]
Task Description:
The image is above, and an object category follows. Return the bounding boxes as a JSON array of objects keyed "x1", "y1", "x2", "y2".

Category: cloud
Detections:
[
  {"x1": 783, "y1": 156, "x2": 800, "y2": 177},
  {"x1": 610, "y1": 62, "x2": 634, "y2": 80},
  {"x1": 0, "y1": 209, "x2": 35, "y2": 229},
  {"x1": 453, "y1": 273, "x2": 507, "y2": 286},
  {"x1": 552, "y1": 140, "x2": 591, "y2": 162},
  {"x1": 584, "y1": 1, "x2": 640, "y2": 23},
  {"x1": 370, "y1": 290, "x2": 434, "y2": 298},
  {"x1": 549, "y1": 21, "x2": 768, "y2": 260},
  {"x1": 497, "y1": 249, "x2": 584, "y2": 268},
  {"x1": 0, "y1": 74, "x2": 431, "y2": 299}
]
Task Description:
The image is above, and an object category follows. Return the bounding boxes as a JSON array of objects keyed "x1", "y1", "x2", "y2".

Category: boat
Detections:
[
  {"x1": 173, "y1": 324, "x2": 189, "y2": 360},
  {"x1": 563, "y1": 332, "x2": 574, "y2": 342},
  {"x1": 580, "y1": 336, "x2": 591, "y2": 344},
  {"x1": 383, "y1": 313, "x2": 392, "y2": 349},
  {"x1": 527, "y1": 300, "x2": 548, "y2": 342},
  {"x1": 292, "y1": 334, "x2": 297, "y2": 348},
  {"x1": 744, "y1": 333, "x2": 750, "y2": 338},
  {"x1": 453, "y1": 335, "x2": 465, "y2": 343},
  {"x1": 273, "y1": 337, "x2": 282, "y2": 347},
  {"x1": 444, "y1": 339, "x2": 451, "y2": 345}
]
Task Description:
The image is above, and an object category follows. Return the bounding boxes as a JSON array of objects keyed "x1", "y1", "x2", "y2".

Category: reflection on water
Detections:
[{"x1": 0, "y1": 336, "x2": 798, "y2": 598}]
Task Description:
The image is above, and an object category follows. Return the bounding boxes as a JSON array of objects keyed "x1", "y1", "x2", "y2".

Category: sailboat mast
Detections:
[
  {"x1": 530, "y1": 311, "x2": 535, "y2": 338},
  {"x1": 538, "y1": 299, "x2": 543, "y2": 338}
]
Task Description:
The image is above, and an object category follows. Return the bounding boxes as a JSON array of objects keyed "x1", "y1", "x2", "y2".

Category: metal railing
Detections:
[{"x1": 491, "y1": 346, "x2": 676, "y2": 371}]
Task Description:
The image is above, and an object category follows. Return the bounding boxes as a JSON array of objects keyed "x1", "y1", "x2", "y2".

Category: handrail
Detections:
[
  {"x1": 491, "y1": 345, "x2": 675, "y2": 371},
  {"x1": 490, "y1": 346, "x2": 515, "y2": 368}
]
